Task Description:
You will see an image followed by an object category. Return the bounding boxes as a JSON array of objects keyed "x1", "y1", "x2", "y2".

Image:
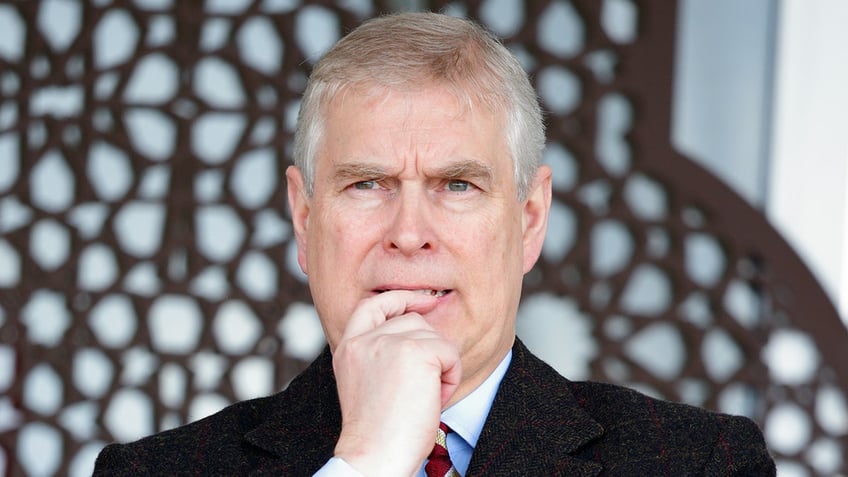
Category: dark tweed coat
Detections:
[{"x1": 94, "y1": 340, "x2": 775, "y2": 476}]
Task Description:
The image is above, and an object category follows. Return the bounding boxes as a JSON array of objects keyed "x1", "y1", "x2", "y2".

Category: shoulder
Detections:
[
  {"x1": 505, "y1": 341, "x2": 775, "y2": 474},
  {"x1": 567, "y1": 380, "x2": 715, "y2": 426},
  {"x1": 94, "y1": 348, "x2": 338, "y2": 475},
  {"x1": 567, "y1": 381, "x2": 775, "y2": 475},
  {"x1": 94, "y1": 394, "x2": 280, "y2": 476}
]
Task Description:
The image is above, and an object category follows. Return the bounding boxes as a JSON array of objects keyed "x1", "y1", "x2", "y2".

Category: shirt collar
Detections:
[{"x1": 440, "y1": 349, "x2": 512, "y2": 448}]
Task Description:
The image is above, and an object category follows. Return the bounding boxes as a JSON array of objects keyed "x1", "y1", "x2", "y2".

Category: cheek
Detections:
[
  {"x1": 477, "y1": 206, "x2": 523, "y2": 254},
  {"x1": 310, "y1": 207, "x2": 364, "y2": 255},
  {"x1": 453, "y1": 210, "x2": 524, "y2": 281},
  {"x1": 307, "y1": 208, "x2": 379, "y2": 293}
]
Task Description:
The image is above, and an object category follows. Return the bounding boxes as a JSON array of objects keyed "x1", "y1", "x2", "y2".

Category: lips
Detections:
[{"x1": 374, "y1": 288, "x2": 452, "y2": 297}]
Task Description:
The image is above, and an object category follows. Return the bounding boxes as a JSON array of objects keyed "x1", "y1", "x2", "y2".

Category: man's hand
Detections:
[{"x1": 331, "y1": 291, "x2": 462, "y2": 477}]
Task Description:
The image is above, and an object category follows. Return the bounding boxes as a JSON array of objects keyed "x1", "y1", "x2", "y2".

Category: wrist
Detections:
[{"x1": 334, "y1": 438, "x2": 420, "y2": 477}]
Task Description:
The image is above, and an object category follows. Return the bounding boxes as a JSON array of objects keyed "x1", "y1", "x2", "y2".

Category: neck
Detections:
[{"x1": 444, "y1": 343, "x2": 513, "y2": 408}]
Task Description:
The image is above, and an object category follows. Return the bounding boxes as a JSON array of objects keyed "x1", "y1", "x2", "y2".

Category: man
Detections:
[{"x1": 95, "y1": 12, "x2": 775, "y2": 476}]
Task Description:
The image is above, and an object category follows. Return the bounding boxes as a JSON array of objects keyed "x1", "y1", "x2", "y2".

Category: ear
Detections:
[
  {"x1": 286, "y1": 165, "x2": 310, "y2": 275},
  {"x1": 522, "y1": 164, "x2": 552, "y2": 274}
]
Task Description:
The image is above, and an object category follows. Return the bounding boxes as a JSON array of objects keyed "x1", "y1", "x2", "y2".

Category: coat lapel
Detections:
[
  {"x1": 467, "y1": 340, "x2": 604, "y2": 477},
  {"x1": 237, "y1": 341, "x2": 604, "y2": 476},
  {"x1": 243, "y1": 348, "x2": 342, "y2": 475}
]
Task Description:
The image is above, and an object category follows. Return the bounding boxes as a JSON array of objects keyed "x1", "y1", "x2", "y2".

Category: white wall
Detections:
[
  {"x1": 673, "y1": 0, "x2": 775, "y2": 206},
  {"x1": 767, "y1": 0, "x2": 848, "y2": 324},
  {"x1": 673, "y1": 0, "x2": 848, "y2": 325}
]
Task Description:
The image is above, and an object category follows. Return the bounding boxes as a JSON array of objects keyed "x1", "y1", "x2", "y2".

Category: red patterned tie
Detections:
[{"x1": 425, "y1": 422, "x2": 460, "y2": 477}]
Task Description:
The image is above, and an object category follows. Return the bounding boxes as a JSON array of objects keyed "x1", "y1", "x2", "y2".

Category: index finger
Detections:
[{"x1": 341, "y1": 291, "x2": 439, "y2": 340}]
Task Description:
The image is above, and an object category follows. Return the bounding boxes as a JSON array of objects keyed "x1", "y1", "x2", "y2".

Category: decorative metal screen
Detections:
[{"x1": 0, "y1": 1, "x2": 846, "y2": 476}]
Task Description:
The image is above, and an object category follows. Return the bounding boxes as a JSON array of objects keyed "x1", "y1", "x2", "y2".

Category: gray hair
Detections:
[{"x1": 293, "y1": 12, "x2": 545, "y2": 200}]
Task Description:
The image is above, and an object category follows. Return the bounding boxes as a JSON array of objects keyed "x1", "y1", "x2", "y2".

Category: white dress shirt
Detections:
[{"x1": 315, "y1": 350, "x2": 513, "y2": 476}]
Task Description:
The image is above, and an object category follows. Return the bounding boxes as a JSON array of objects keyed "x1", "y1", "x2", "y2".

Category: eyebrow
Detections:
[
  {"x1": 331, "y1": 158, "x2": 494, "y2": 183},
  {"x1": 332, "y1": 162, "x2": 390, "y2": 182},
  {"x1": 434, "y1": 159, "x2": 494, "y2": 182}
]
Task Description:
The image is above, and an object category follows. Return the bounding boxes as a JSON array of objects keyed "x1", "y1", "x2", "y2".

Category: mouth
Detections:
[{"x1": 374, "y1": 288, "x2": 452, "y2": 298}]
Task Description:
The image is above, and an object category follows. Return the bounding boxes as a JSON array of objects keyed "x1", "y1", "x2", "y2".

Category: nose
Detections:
[{"x1": 383, "y1": 188, "x2": 435, "y2": 255}]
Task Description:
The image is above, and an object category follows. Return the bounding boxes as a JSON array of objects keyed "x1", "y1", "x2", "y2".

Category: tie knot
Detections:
[
  {"x1": 426, "y1": 422, "x2": 459, "y2": 477},
  {"x1": 436, "y1": 422, "x2": 451, "y2": 445}
]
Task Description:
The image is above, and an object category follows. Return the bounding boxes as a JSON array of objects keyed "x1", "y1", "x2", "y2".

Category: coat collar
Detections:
[
  {"x1": 243, "y1": 348, "x2": 341, "y2": 473},
  {"x1": 466, "y1": 339, "x2": 604, "y2": 476},
  {"x1": 241, "y1": 340, "x2": 604, "y2": 476}
]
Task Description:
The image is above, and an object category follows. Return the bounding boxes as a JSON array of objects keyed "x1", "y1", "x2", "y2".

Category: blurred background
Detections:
[{"x1": 0, "y1": 0, "x2": 847, "y2": 476}]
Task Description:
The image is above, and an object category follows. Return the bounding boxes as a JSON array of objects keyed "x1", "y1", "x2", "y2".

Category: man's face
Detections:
[{"x1": 287, "y1": 85, "x2": 550, "y2": 392}]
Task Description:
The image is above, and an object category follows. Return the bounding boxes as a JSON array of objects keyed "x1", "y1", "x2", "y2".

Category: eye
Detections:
[
  {"x1": 445, "y1": 180, "x2": 471, "y2": 192},
  {"x1": 353, "y1": 180, "x2": 378, "y2": 190}
]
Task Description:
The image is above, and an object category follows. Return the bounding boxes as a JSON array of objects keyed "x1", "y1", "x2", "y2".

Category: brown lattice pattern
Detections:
[{"x1": 0, "y1": 1, "x2": 846, "y2": 476}]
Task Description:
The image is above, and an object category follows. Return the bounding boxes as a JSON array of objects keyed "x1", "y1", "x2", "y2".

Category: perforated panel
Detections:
[{"x1": 0, "y1": 1, "x2": 846, "y2": 476}]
